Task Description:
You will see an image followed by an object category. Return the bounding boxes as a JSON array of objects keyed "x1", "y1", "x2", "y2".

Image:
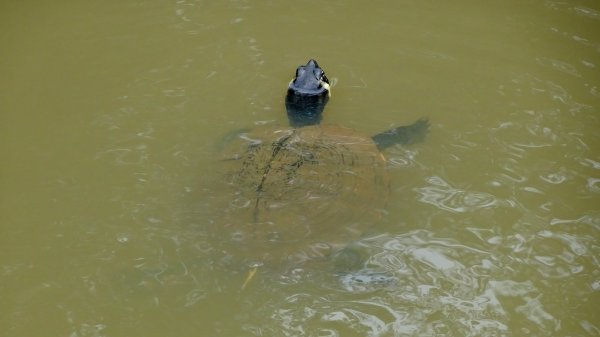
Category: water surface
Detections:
[{"x1": 1, "y1": 1, "x2": 599, "y2": 336}]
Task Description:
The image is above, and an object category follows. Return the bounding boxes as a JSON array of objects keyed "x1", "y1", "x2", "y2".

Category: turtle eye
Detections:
[{"x1": 315, "y1": 69, "x2": 325, "y2": 80}]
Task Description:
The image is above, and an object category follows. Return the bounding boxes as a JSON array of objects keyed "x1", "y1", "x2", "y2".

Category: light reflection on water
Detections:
[
  {"x1": 242, "y1": 230, "x2": 558, "y2": 336},
  {"x1": 415, "y1": 176, "x2": 505, "y2": 213}
]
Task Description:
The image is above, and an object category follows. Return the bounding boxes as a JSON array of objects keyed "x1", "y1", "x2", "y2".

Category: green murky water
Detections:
[{"x1": 1, "y1": 1, "x2": 599, "y2": 336}]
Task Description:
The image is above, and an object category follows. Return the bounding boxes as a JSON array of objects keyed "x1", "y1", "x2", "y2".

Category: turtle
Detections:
[{"x1": 218, "y1": 59, "x2": 429, "y2": 286}]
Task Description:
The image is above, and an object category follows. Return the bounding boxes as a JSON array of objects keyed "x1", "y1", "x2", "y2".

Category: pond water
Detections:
[{"x1": 1, "y1": 1, "x2": 599, "y2": 336}]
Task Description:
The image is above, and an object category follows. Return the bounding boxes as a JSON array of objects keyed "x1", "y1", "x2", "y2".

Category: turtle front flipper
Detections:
[{"x1": 371, "y1": 118, "x2": 430, "y2": 150}]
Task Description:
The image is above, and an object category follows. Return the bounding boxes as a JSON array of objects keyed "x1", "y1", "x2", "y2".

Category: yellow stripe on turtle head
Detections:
[{"x1": 320, "y1": 80, "x2": 331, "y2": 97}]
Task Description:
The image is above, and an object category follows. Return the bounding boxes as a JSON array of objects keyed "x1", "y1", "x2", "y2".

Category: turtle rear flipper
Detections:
[{"x1": 371, "y1": 118, "x2": 429, "y2": 150}]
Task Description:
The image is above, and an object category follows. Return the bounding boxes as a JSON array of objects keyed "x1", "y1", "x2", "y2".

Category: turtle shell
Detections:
[{"x1": 219, "y1": 124, "x2": 390, "y2": 264}]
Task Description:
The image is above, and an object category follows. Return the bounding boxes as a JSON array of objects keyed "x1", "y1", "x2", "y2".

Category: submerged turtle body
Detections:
[
  {"x1": 222, "y1": 124, "x2": 389, "y2": 262},
  {"x1": 215, "y1": 59, "x2": 428, "y2": 273}
]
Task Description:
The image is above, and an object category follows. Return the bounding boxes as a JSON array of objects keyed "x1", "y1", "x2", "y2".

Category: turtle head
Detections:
[
  {"x1": 285, "y1": 59, "x2": 330, "y2": 127},
  {"x1": 288, "y1": 59, "x2": 330, "y2": 95}
]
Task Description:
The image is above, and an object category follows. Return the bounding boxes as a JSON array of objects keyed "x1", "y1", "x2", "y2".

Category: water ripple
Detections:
[
  {"x1": 536, "y1": 57, "x2": 581, "y2": 77},
  {"x1": 415, "y1": 176, "x2": 504, "y2": 213},
  {"x1": 254, "y1": 227, "x2": 598, "y2": 336},
  {"x1": 258, "y1": 231, "x2": 511, "y2": 336},
  {"x1": 550, "y1": 213, "x2": 600, "y2": 229},
  {"x1": 586, "y1": 177, "x2": 600, "y2": 193}
]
